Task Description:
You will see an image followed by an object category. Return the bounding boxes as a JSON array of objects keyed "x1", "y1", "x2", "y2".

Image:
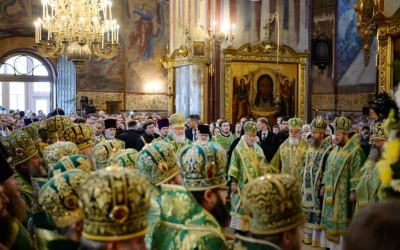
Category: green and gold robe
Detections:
[
  {"x1": 164, "y1": 134, "x2": 192, "y2": 153},
  {"x1": 5, "y1": 218, "x2": 35, "y2": 250},
  {"x1": 228, "y1": 138, "x2": 266, "y2": 230},
  {"x1": 14, "y1": 169, "x2": 33, "y2": 213},
  {"x1": 151, "y1": 184, "x2": 229, "y2": 250},
  {"x1": 94, "y1": 134, "x2": 106, "y2": 145},
  {"x1": 211, "y1": 133, "x2": 232, "y2": 151},
  {"x1": 300, "y1": 136, "x2": 332, "y2": 245},
  {"x1": 354, "y1": 158, "x2": 380, "y2": 214},
  {"x1": 233, "y1": 234, "x2": 282, "y2": 250},
  {"x1": 145, "y1": 184, "x2": 161, "y2": 250},
  {"x1": 320, "y1": 133, "x2": 366, "y2": 243},
  {"x1": 269, "y1": 138, "x2": 309, "y2": 182}
]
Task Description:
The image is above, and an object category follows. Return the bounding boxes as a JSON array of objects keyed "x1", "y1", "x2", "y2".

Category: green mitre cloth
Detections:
[
  {"x1": 151, "y1": 184, "x2": 229, "y2": 250},
  {"x1": 5, "y1": 219, "x2": 34, "y2": 250}
]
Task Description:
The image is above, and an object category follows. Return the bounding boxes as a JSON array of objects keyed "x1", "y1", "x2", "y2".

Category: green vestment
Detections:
[
  {"x1": 5, "y1": 219, "x2": 35, "y2": 250},
  {"x1": 354, "y1": 157, "x2": 380, "y2": 214},
  {"x1": 145, "y1": 184, "x2": 161, "y2": 250},
  {"x1": 233, "y1": 234, "x2": 282, "y2": 250},
  {"x1": 228, "y1": 138, "x2": 266, "y2": 230},
  {"x1": 269, "y1": 138, "x2": 309, "y2": 182},
  {"x1": 94, "y1": 134, "x2": 106, "y2": 145},
  {"x1": 211, "y1": 133, "x2": 232, "y2": 151},
  {"x1": 320, "y1": 133, "x2": 366, "y2": 242},
  {"x1": 14, "y1": 169, "x2": 33, "y2": 214},
  {"x1": 151, "y1": 184, "x2": 229, "y2": 250},
  {"x1": 164, "y1": 134, "x2": 192, "y2": 153},
  {"x1": 301, "y1": 136, "x2": 332, "y2": 234}
]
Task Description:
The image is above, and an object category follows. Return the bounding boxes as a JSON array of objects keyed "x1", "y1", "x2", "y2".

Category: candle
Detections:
[
  {"x1": 108, "y1": 1, "x2": 112, "y2": 20},
  {"x1": 34, "y1": 21, "x2": 38, "y2": 43},
  {"x1": 116, "y1": 24, "x2": 119, "y2": 43},
  {"x1": 42, "y1": 0, "x2": 45, "y2": 20},
  {"x1": 62, "y1": 16, "x2": 66, "y2": 39},
  {"x1": 101, "y1": 28, "x2": 104, "y2": 48},
  {"x1": 232, "y1": 24, "x2": 236, "y2": 36},
  {"x1": 315, "y1": 109, "x2": 319, "y2": 118},
  {"x1": 93, "y1": 17, "x2": 97, "y2": 39}
]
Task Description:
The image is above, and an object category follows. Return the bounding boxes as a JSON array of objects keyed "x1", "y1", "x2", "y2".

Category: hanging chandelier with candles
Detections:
[{"x1": 32, "y1": 0, "x2": 120, "y2": 72}]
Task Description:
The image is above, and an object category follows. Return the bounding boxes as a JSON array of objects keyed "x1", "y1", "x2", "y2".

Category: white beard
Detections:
[
  {"x1": 289, "y1": 137, "x2": 299, "y2": 146},
  {"x1": 172, "y1": 133, "x2": 185, "y2": 143}
]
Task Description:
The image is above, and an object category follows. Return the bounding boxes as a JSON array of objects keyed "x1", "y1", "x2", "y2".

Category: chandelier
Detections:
[{"x1": 32, "y1": 0, "x2": 120, "y2": 72}]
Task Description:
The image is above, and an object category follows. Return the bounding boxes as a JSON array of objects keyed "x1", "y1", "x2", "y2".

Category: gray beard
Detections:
[
  {"x1": 289, "y1": 137, "x2": 299, "y2": 146},
  {"x1": 172, "y1": 133, "x2": 185, "y2": 143},
  {"x1": 368, "y1": 146, "x2": 381, "y2": 161}
]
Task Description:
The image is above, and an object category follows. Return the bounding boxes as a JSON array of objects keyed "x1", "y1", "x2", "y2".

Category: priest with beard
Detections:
[
  {"x1": 354, "y1": 121, "x2": 387, "y2": 214},
  {"x1": 2, "y1": 130, "x2": 45, "y2": 216},
  {"x1": 164, "y1": 113, "x2": 192, "y2": 153},
  {"x1": 269, "y1": 117, "x2": 309, "y2": 182},
  {"x1": 228, "y1": 120, "x2": 267, "y2": 235},
  {"x1": 103, "y1": 119, "x2": 117, "y2": 140},
  {"x1": 301, "y1": 117, "x2": 332, "y2": 246},
  {"x1": 152, "y1": 142, "x2": 230, "y2": 249},
  {"x1": 0, "y1": 151, "x2": 35, "y2": 249}
]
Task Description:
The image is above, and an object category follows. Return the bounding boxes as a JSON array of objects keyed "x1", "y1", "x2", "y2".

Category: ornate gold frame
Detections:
[
  {"x1": 160, "y1": 39, "x2": 212, "y2": 118},
  {"x1": 374, "y1": 8, "x2": 400, "y2": 93},
  {"x1": 223, "y1": 41, "x2": 309, "y2": 122}
]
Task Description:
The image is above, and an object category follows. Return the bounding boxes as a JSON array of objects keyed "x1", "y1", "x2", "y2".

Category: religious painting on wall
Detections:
[
  {"x1": 224, "y1": 42, "x2": 308, "y2": 124},
  {"x1": 393, "y1": 37, "x2": 400, "y2": 86},
  {"x1": 122, "y1": 0, "x2": 169, "y2": 93},
  {"x1": 230, "y1": 63, "x2": 298, "y2": 123}
]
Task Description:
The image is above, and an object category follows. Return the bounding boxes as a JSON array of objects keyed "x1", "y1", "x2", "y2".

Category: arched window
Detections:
[{"x1": 0, "y1": 51, "x2": 55, "y2": 115}]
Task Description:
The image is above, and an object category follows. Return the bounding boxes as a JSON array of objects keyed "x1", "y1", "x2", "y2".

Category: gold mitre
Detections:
[
  {"x1": 372, "y1": 121, "x2": 387, "y2": 141},
  {"x1": 63, "y1": 124, "x2": 94, "y2": 150},
  {"x1": 39, "y1": 169, "x2": 89, "y2": 228},
  {"x1": 178, "y1": 142, "x2": 227, "y2": 191},
  {"x1": 243, "y1": 120, "x2": 257, "y2": 135},
  {"x1": 169, "y1": 113, "x2": 185, "y2": 128},
  {"x1": 242, "y1": 174, "x2": 305, "y2": 235},
  {"x1": 79, "y1": 166, "x2": 150, "y2": 242},
  {"x1": 288, "y1": 117, "x2": 303, "y2": 131},
  {"x1": 311, "y1": 116, "x2": 328, "y2": 133},
  {"x1": 334, "y1": 116, "x2": 351, "y2": 133},
  {"x1": 135, "y1": 141, "x2": 179, "y2": 185}
]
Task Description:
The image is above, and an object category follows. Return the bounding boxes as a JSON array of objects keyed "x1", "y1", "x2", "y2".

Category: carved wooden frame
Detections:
[
  {"x1": 374, "y1": 8, "x2": 400, "y2": 93},
  {"x1": 223, "y1": 41, "x2": 309, "y2": 122}
]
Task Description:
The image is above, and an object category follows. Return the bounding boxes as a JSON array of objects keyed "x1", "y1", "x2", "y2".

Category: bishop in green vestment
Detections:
[
  {"x1": 164, "y1": 113, "x2": 192, "y2": 153},
  {"x1": 152, "y1": 142, "x2": 230, "y2": 249},
  {"x1": 233, "y1": 174, "x2": 305, "y2": 250},
  {"x1": 135, "y1": 141, "x2": 182, "y2": 249},
  {"x1": 320, "y1": 117, "x2": 366, "y2": 248},
  {"x1": 269, "y1": 117, "x2": 308, "y2": 182},
  {"x1": 355, "y1": 121, "x2": 387, "y2": 214},
  {"x1": 228, "y1": 120, "x2": 266, "y2": 232},
  {"x1": 301, "y1": 118, "x2": 332, "y2": 246}
]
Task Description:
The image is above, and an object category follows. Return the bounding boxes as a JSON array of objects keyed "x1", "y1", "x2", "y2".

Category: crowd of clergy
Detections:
[{"x1": 0, "y1": 106, "x2": 399, "y2": 250}]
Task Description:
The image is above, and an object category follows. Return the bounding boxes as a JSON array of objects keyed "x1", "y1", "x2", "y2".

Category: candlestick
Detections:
[
  {"x1": 116, "y1": 24, "x2": 119, "y2": 43},
  {"x1": 108, "y1": 1, "x2": 112, "y2": 20}
]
